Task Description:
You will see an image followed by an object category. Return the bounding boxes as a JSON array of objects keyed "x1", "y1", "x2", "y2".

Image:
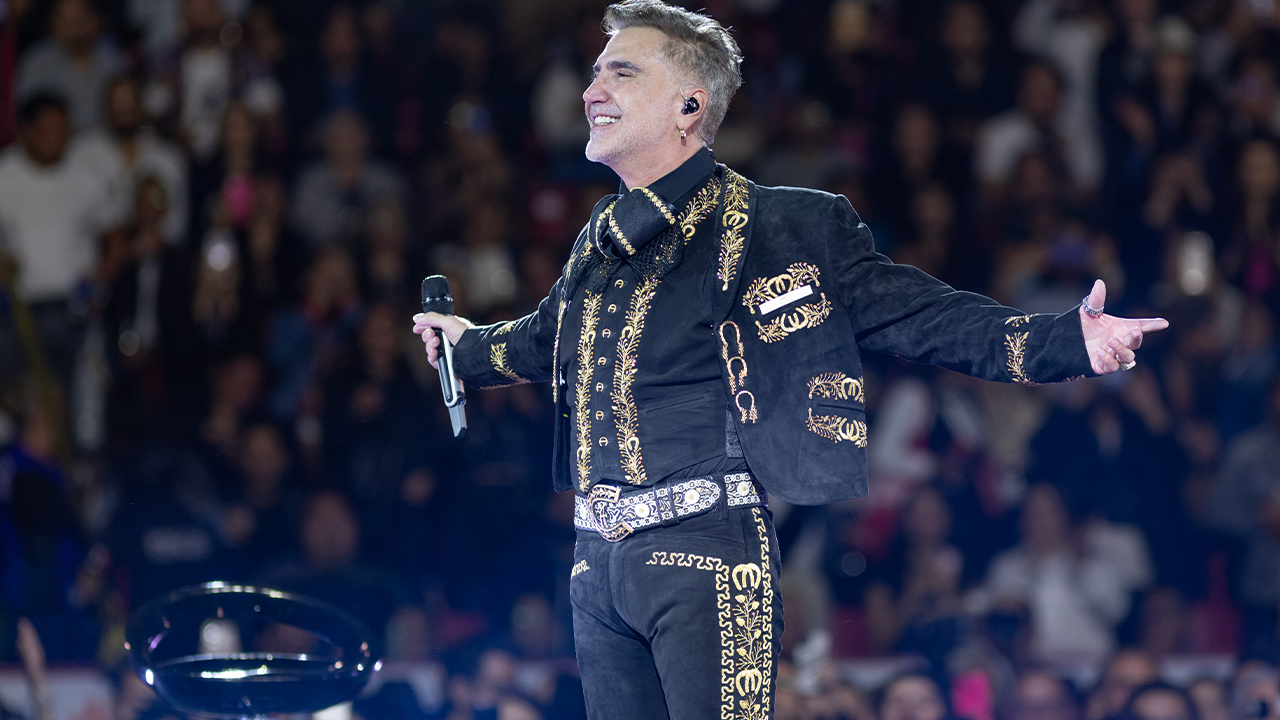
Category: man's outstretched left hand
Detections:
[{"x1": 1080, "y1": 279, "x2": 1169, "y2": 375}]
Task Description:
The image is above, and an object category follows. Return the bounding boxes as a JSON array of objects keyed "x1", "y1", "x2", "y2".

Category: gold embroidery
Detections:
[
  {"x1": 736, "y1": 391, "x2": 758, "y2": 424},
  {"x1": 806, "y1": 408, "x2": 868, "y2": 446},
  {"x1": 807, "y1": 373, "x2": 864, "y2": 402},
  {"x1": 1005, "y1": 332, "x2": 1033, "y2": 385},
  {"x1": 613, "y1": 277, "x2": 659, "y2": 485},
  {"x1": 718, "y1": 170, "x2": 749, "y2": 291},
  {"x1": 605, "y1": 208, "x2": 636, "y2": 255},
  {"x1": 647, "y1": 551, "x2": 725, "y2": 572},
  {"x1": 574, "y1": 293, "x2": 603, "y2": 491},
  {"x1": 570, "y1": 560, "x2": 590, "y2": 578},
  {"x1": 681, "y1": 182, "x2": 720, "y2": 240},
  {"x1": 742, "y1": 263, "x2": 822, "y2": 312},
  {"x1": 552, "y1": 300, "x2": 566, "y2": 403},
  {"x1": 743, "y1": 263, "x2": 831, "y2": 343},
  {"x1": 719, "y1": 508, "x2": 775, "y2": 720},
  {"x1": 1003, "y1": 314, "x2": 1036, "y2": 327},
  {"x1": 755, "y1": 297, "x2": 832, "y2": 343},
  {"x1": 494, "y1": 320, "x2": 518, "y2": 335},
  {"x1": 489, "y1": 343, "x2": 525, "y2": 385},
  {"x1": 638, "y1": 187, "x2": 677, "y2": 225},
  {"x1": 591, "y1": 200, "x2": 618, "y2": 254},
  {"x1": 719, "y1": 322, "x2": 747, "y2": 393}
]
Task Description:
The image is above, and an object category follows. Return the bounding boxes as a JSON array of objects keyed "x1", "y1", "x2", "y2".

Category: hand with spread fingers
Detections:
[{"x1": 1079, "y1": 279, "x2": 1169, "y2": 375}]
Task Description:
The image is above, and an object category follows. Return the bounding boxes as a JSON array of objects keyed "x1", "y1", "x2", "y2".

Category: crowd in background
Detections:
[{"x1": 0, "y1": 0, "x2": 1279, "y2": 717}]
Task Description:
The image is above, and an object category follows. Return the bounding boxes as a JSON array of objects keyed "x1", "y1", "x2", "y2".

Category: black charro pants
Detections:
[{"x1": 570, "y1": 504, "x2": 784, "y2": 720}]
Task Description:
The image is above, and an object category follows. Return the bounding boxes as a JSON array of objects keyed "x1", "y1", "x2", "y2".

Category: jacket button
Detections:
[
  {"x1": 607, "y1": 304, "x2": 618, "y2": 313},
  {"x1": 614, "y1": 279, "x2": 625, "y2": 288},
  {"x1": 596, "y1": 382, "x2": 605, "y2": 392},
  {"x1": 598, "y1": 437, "x2": 609, "y2": 446}
]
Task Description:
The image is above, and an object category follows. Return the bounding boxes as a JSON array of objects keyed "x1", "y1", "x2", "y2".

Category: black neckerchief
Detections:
[
  {"x1": 588, "y1": 148, "x2": 716, "y2": 260},
  {"x1": 579, "y1": 149, "x2": 717, "y2": 292}
]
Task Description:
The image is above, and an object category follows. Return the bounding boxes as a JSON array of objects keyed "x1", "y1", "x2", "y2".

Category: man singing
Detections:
[{"x1": 413, "y1": 1, "x2": 1166, "y2": 717}]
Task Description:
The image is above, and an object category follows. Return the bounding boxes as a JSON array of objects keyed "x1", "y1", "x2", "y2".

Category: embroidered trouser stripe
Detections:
[{"x1": 570, "y1": 505, "x2": 783, "y2": 720}]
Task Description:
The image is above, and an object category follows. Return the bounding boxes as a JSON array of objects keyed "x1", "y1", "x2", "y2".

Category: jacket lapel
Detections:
[{"x1": 711, "y1": 166, "x2": 755, "y2": 322}]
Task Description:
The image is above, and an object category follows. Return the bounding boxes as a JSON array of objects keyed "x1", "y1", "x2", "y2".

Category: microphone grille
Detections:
[{"x1": 420, "y1": 275, "x2": 454, "y2": 315}]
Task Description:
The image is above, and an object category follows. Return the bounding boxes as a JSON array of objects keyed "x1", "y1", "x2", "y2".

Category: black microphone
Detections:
[{"x1": 421, "y1": 275, "x2": 466, "y2": 437}]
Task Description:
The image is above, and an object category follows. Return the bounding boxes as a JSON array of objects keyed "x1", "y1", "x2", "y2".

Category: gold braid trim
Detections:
[
  {"x1": 718, "y1": 170, "x2": 749, "y2": 292},
  {"x1": 1005, "y1": 332, "x2": 1033, "y2": 385},
  {"x1": 605, "y1": 208, "x2": 635, "y2": 255},
  {"x1": 807, "y1": 372, "x2": 864, "y2": 402},
  {"x1": 489, "y1": 343, "x2": 526, "y2": 385},
  {"x1": 573, "y1": 293, "x2": 602, "y2": 491},
  {"x1": 638, "y1": 187, "x2": 677, "y2": 225},
  {"x1": 806, "y1": 408, "x2": 868, "y2": 446},
  {"x1": 552, "y1": 300, "x2": 566, "y2": 403},
  {"x1": 612, "y1": 277, "x2": 659, "y2": 485}
]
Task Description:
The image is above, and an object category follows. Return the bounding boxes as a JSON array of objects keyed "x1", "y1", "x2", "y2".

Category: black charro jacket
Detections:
[{"x1": 450, "y1": 167, "x2": 1094, "y2": 505}]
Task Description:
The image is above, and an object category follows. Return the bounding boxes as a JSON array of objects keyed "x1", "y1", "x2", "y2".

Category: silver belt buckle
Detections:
[{"x1": 588, "y1": 485, "x2": 633, "y2": 542}]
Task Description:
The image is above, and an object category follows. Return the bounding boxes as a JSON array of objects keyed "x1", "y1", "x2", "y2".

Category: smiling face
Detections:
[{"x1": 583, "y1": 26, "x2": 696, "y2": 188}]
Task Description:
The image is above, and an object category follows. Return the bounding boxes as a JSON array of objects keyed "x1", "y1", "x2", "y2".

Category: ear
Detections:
[{"x1": 678, "y1": 86, "x2": 709, "y2": 135}]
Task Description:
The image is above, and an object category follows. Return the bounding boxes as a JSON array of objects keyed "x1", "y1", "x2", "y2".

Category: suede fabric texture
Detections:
[{"x1": 451, "y1": 166, "x2": 1095, "y2": 505}]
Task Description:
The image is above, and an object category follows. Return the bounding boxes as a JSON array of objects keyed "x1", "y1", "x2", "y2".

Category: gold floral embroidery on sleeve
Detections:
[
  {"x1": 493, "y1": 320, "x2": 518, "y2": 335},
  {"x1": 573, "y1": 292, "x2": 603, "y2": 491},
  {"x1": 1005, "y1": 332, "x2": 1033, "y2": 385},
  {"x1": 718, "y1": 170, "x2": 749, "y2": 292},
  {"x1": 1003, "y1": 314, "x2": 1036, "y2": 327},
  {"x1": 612, "y1": 277, "x2": 660, "y2": 485},
  {"x1": 489, "y1": 343, "x2": 526, "y2": 385},
  {"x1": 807, "y1": 373, "x2": 864, "y2": 402}
]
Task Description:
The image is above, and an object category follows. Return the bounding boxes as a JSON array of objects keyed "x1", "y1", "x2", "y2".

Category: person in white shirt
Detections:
[
  {"x1": 0, "y1": 93, "x2": 121, "y2": 381},
  {"x1": 69, "y1": 76, "x2": 189, "y2": 245},
  {"x1": 975, "y1": 483, "x2": 1151, "y2": 663}
]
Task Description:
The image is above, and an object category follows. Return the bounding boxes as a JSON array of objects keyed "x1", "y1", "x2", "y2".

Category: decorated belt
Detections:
[{"x1": 574, "y1": 472, "x2": 767, "y2": 542}]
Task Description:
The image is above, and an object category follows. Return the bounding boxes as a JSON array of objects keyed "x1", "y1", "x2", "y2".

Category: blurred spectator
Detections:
[
  {"x1": 255, "y1": 488, "x2": 414, "y2": 649},
  {"x1": 1004, "y1": 669, "x2": 1080, "y2": 720},
  {"x1": 1123, "y1": 683, "x2": 1198, "y2": 720},
  {"x1": 356, "y1": 197, "x2": 420, "y2": 304},
  {"x1": 1208, "y1": 376, "x2": 1280, "y2": 662},
  {"x1": 190, "y1": 99, "x2": 265, "y2": 234},
  {"x1": 1230, "y1": 665, "x2": 1280, "y2": 720},
  {"x1": 15, "y1": 0, "x2": 121, "y2": 132},
  {"x1": 101, "y1": 176, "x2": 200, "y2": 448},
  {"x1": 756, "y1": 99, "x2": 855, "y2": 190},
  {"x1": 1224, "y1": 57, "x2": 1280, "y2": 145},
  {"x1": 217, "y1": 420, "x2": 301, "y2": 577},
  {"x1": 0, "y1": 382, "x2": 101, "y2": 661},
  {"x1": 1086, "y1": 648, "x2": 1161, "y2": 720},
  {"x1": 976, "y1": 484, "x2": 1142, "y2": 663},
  {"x1": 975, "y1": 60, "x2": 1102, "y2": 203},
  {"x1": 144, "y1": 0, "x2": 278, "y2": 162},
  {"x1": 0, "y1": 93, "x2": 120, "y2": 380},
  {"x1": 289, "y1": 109, "x2": 404, "y2": 248},
  {"x1": 266, "y1": 246, "x2": 361, "y2": 423},
  {"x1": 69, "y1": 76, "x2": 189, "y2": 246},
  {"x1": 863, "y1": 487, "x2": 966, "y2": 658},
  {"x1": 431, "y1": 196, "x2": 518, "y2": 318},
  {"x1": 127, "y1": 0, "x2": 245, "y2": 59},
  {"x1": 915, "y1": 0, "x2": 1019, "y2": 152},
  {"x1": 287, "y1": 3, "x2": 394, "y2": 158},
  {"x1": 880, "y1": 673, "x2": 952, "y2": 720},
  {"x1": 1222, "y1": 138, "x2": 1280, "y2": 311},
  {"x1": 875, "y1": 102, "x2": 973, "y2": 245},
  {"x1": 1187, "y1": 677, "x2": 1230, "y2": 720}
]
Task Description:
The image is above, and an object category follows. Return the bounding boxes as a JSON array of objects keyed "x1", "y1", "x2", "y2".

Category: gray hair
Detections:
[{"x1": 603, "y1": 0, "x2": 743, "y2": 145}]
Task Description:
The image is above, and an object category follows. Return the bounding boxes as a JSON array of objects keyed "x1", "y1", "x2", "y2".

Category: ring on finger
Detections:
[
  {"x1": 1120, "y1": 359, "x2": 1136, "y2": 371},
  {"x1": 1082, "y1": 296, "x2": 1105, "y2": 317}
]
